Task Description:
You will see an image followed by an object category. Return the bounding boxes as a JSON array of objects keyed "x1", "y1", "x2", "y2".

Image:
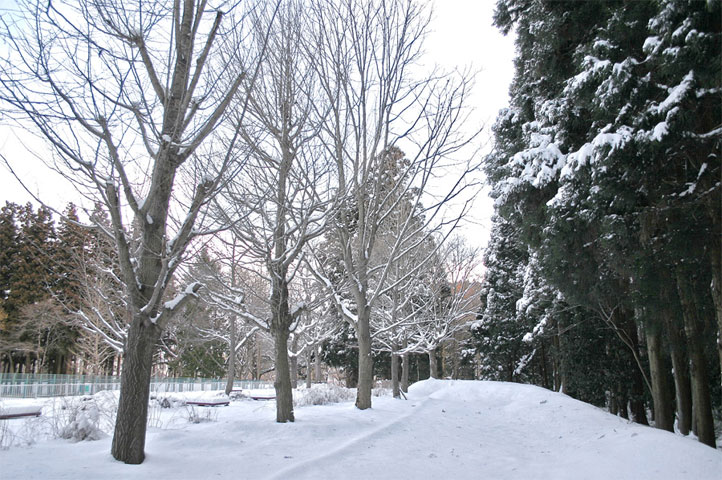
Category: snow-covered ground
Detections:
[{"x1": 1, "y1": 379, "x2": 720, "y2": 479}]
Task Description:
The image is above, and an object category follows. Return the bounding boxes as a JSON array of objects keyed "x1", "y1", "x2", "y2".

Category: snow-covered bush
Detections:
[
  {"x1": 149, "y1": 394, "x2": 186, "y2": 409},
  {"x1": 60, "y1": 404, "x2": 103, "y2": 441},
  {"x1": 43, "y1": 392, "x2": 117, "y2": 442},
  {"x1": 58, "y1": 397, "x2": 107, "y2": 441},
  {"x1": 293, "y1": 384, "x2": 356, "y2": 406}
]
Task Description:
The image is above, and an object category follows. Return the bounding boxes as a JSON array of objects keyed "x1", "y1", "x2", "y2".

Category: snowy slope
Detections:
[{"x1": 1, "y1": 380, "x2": 720, "y2": 479}]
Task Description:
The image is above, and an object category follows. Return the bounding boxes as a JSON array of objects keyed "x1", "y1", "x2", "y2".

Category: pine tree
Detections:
[{"x1": 487, "y1": 0, "x2": 720, "y2": 444}]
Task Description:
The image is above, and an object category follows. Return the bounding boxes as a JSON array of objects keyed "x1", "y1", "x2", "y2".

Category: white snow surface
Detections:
[{"x1": 1, "y1": 380, "x2": 720, "y2": 479}]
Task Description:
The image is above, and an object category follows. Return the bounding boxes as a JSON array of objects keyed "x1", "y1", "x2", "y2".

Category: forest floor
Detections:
[{"x1": 0, "y1": 379, "x2": 720, "y2": 479}]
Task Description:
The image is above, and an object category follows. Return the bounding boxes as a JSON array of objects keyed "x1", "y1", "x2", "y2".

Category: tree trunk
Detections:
[
  {"x1": 225, "y1": 317, "x2": 237, "y2": 395},
  {"x1": 451, "y1": 337, "x2": 460, "y2": 380},
  {"x1": 540, "y1": 341, "x2": 550, "y2": 390},
  {"x1": 626, "y1": 317, "x2": 649, "y2": 426},
  {"x1": 315, "y1": 344, "x2": 322, "y2": 384},
  {"x1": 401, "y1": 352, "x2": 409, "y2": 393},
  {"x1": 111, "y1": 317, "x2": 161, "y2": 464},
  {"x1": 676, "y1": 269, "x2": 716, "y2": 448},
  {"x1": 273, "y1": 328, "x2": 294, "y2": 422},
  {"x1": 255, "y1": 331, "x2": 262, "y2": 380},
  {"x1": 667, "y1": 317, "x2": 692, "y2": 435},
  {"x1": 609, "y1": 392, "x2": 619, "y2": 416},
  {"x1": 553, "y1": 318, "x2": 567, "y2": 394},
  {"x1": 645, "y1": 323, "x2": 674, "y2": 432},
  {"x1": 355, "y1": 305, "x2": 373, "y2": 410},
  {"x1": 305, "y1": 349, "x2": 312, "y2": 388},
  {"x1": 660, "y1": 275, "x2": 693, "y2": 435},
  {"x1": 618, "y1": 388, "x2": 629, "y2": 420},
  {"x1": 290, "y1": 353, "x2": 298, "y2": 389},
  {"x1": 271, "y1": 273, "x2": 294, "y2": 423},
  {"x1": 391, "y1": 350, "x2": 400, "y2": 398},
  {"x1": 429, "y1": 347, "x2": 439, "y2": 379},
  {"x1": 708, "y1": 231, "x2": 722, "y2": 390}
]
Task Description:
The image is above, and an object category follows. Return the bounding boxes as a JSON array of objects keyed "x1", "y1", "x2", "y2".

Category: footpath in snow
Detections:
[{"x1": 1, "y1": 379, "x2": 720, "y2": 479}]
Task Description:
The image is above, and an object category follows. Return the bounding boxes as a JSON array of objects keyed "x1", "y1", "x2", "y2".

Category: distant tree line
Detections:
[{"x1": 0, "y1": 202, "x2": 112, "y2": 374}]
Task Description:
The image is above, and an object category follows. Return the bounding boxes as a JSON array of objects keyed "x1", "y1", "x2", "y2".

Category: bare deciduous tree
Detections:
[
  {"x1": 0, "y1": 0, "x2": 275, "y2": 463},
  {"x1": 211, "y1": 0, "x2": 330, "y2": 423},
  {"x1": 308, "y1": 0, "x2": 478, "y2": 409},
  {"x1": 409, "y1": 237, "x2": 481, "y2": 378}
]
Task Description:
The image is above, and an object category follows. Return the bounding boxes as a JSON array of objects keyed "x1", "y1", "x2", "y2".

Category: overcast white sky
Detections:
[{"x1": 0, "y1": 0, "x2": 515, "y2": 250}]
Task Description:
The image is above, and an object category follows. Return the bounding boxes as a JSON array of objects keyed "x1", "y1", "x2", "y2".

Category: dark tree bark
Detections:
[
  {"x1": 676, "y1": 269, "x2": 716, "y2": 448},
  {"x1": 271, "y1": 276, "x2": 294, "y2": 423},
  {"x1": 553, "y1": 318, "x2": 568, "y2": 393},
  {"x1": 356, "y1": 306, "x2": 373, "y2": 409},
  {"x1": 111, "y1": 321, "x2": 161, "y2": 464},
  {"x1": 609, "y1": 393, "x2": 619, "y2": 416},
  {"x1": 617, "y1": 387, "x2": 629, "y2": 420},
  {"x1": 667, "y1": 319, "x2": 692, "y2": 435},
  {"x1": 645, "y1": 323, "x2": 674, "y2": 432},
  {"x1": 623, "y1": 315, "x2": 649, "y2": 426},
  {"x1": 708, "y1": 227, "x2": 722, "y2": 389},
  {"x1": 662, "y1": 278, "x2": 693, "y2": 435},
  {"x1": 273, "y1": 328, "x2": 294, "y2": 423}
]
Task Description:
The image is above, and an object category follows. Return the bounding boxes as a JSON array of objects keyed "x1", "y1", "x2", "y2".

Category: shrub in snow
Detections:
[
  {"x1": 59, "y1": 397, "x2": 106, "y2": 441},
  {"x1": 372, "y1": 387, "x2": 392, "y2": 397},
  {"x1": 149, "y1": 394, "x2": 185, "y2": 409},
  {"x1": 0, "y1": 415, "x2": 43, "y2": 450},
  {"x1": 293, "y1": 384, "x2": 356, "y2": 407},
  {"x1": 185, "y1": 405, "x2": 218, "y2": 424},
  {"x1": 43, "y1": 392, "x2": 118, "y2": 442}
]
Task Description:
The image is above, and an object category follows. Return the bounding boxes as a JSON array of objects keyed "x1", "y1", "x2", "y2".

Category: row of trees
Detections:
[
  {"x1": 476, "y1": 0, "x2": 720, "y2": 449},
  {"x1": 0, "y1": 202, "x2": 123, "y2": 376},
  {"x1": 0, "y1": 200, "x2": 477, "y2": 391},
  {"x1": 0, "y1": 0, "x2": 480, "y2": 464}
]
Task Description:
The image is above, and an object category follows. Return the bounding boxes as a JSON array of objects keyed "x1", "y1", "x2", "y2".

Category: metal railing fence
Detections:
[{"x1": 0, "y1": 373, "x2": 273, "y2": 398}]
